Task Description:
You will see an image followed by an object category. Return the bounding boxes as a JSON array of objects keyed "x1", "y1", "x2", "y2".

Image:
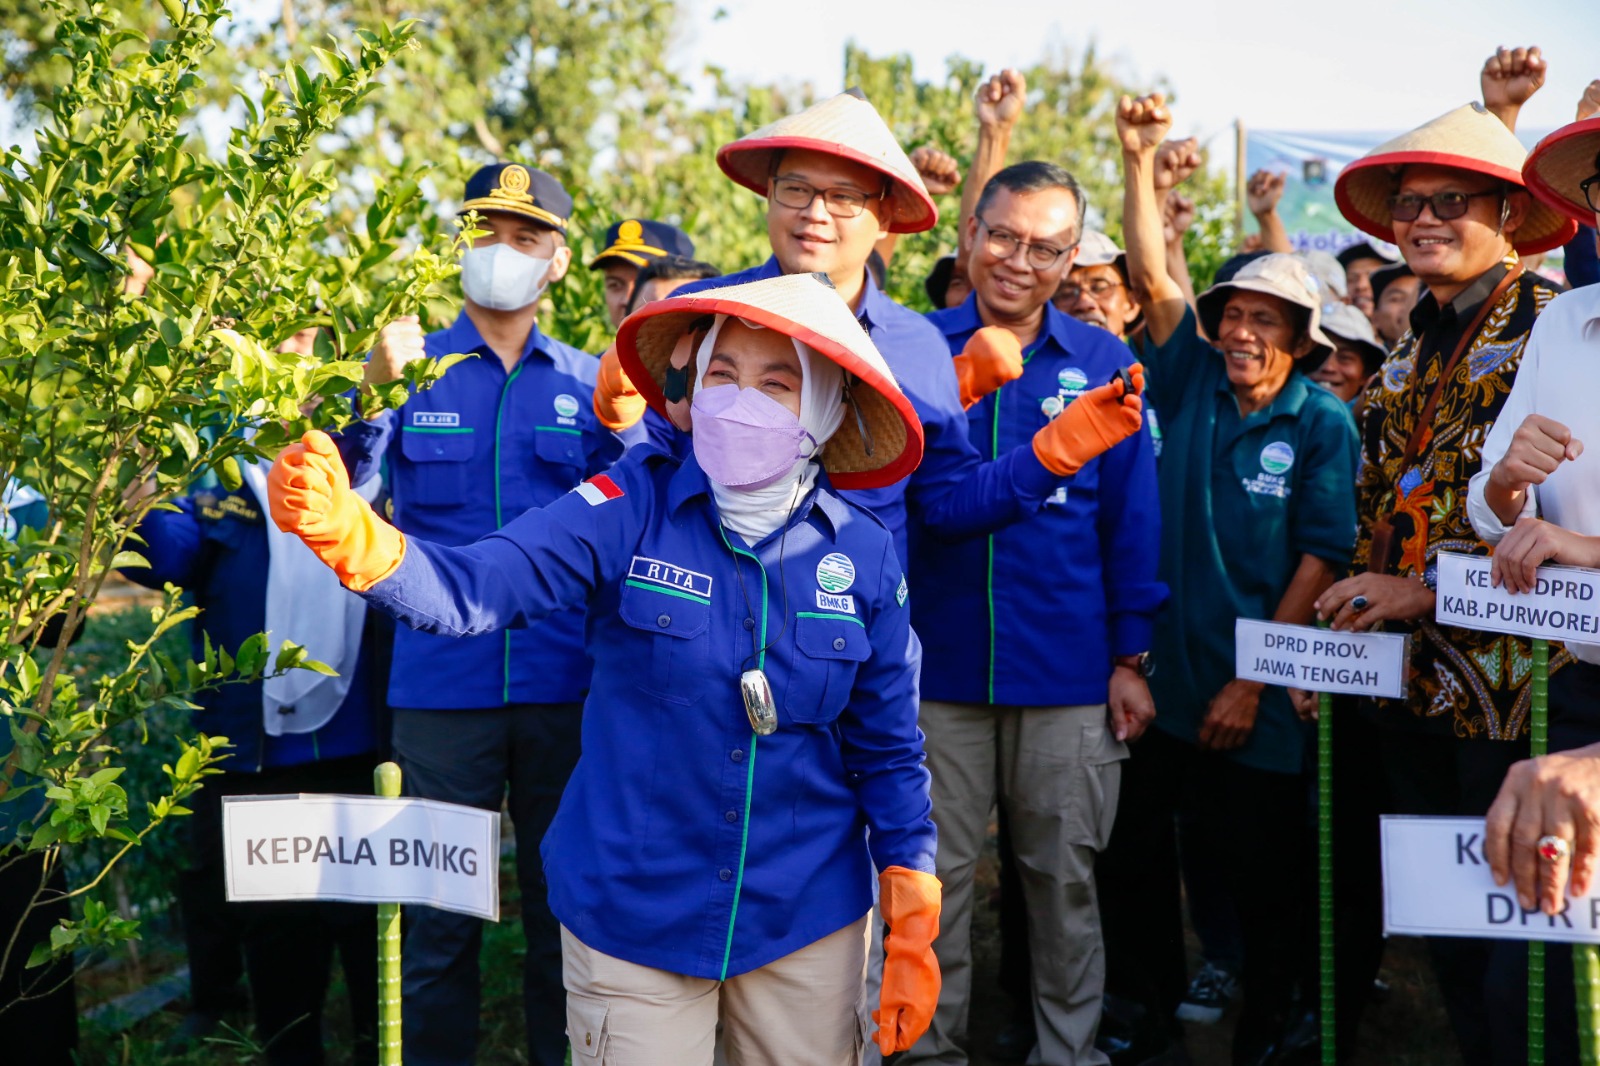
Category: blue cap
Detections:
[
  {"x1": 459, "y1": 163, "x2": 572, "y2": 232},
  {"x1": 588, "y1": 218, "x2": 695, "y2": 269}
]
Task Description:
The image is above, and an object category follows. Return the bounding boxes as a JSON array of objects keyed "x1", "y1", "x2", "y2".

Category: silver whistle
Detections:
[{"x1": 740, "y1": 668, "x2": 779, "y2": 736}]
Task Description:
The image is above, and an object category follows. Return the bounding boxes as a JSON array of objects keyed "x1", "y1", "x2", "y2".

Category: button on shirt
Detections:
[
  {"x1": 671, "y1": 259, "x2": 1063, "y2": 565},
  {"x1": 336, "y1": 312, "x2": 619, "y2": 710},
  {"x1": 1144, "y1": 308, "x2": 1358, "y2": 774},
  {"x1": 356, "y1": 449, "x2": 935, "y2": 980},
  {"x1": 916, "y1": 296, "x2": 1165, "y2": 706},
  {"x1": 1469, "y1": 284, "x2": 1600, "y2": 665}
]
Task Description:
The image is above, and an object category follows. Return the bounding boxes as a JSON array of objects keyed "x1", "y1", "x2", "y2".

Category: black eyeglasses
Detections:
[
  {"x1": 769, "y1": 177, "x2": 884, "y2": 219},
  {"x1": 978, "y1": 217, "x2": 1073, "y2": 270},
  {"x1": 1582, "y1": 173, "x2": 1600, "y2": 214},
  {"x1": 1056, "y1": 278, "x2": 1124, "y2": 302},
  {"x1": 1386, "y1": 190, "x2": 1501, "y2": 223}
]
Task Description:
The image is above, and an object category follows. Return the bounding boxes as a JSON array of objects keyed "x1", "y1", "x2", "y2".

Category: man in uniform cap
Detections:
[
  {"x1": 1337, "y1": 240, "x2": 1399, "y2": 316},
  {"x1": 331, "y1": 161, "x2": 624, "y2": 1066},
  {"x1": 589, "y1": 217, "x2": 696, "y2": 328},
  {"x1": 1314, "y1": 58, "x2": 1579, "y2": 1059}
]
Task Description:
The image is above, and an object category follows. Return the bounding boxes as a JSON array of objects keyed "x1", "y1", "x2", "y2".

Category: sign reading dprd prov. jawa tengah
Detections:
[
  {"x1": 223, "y1": 793, "x2": 500, "y2": 920},
  {"x1": 1234, "y1": 619, "x2": 1409, "y2": 698}
]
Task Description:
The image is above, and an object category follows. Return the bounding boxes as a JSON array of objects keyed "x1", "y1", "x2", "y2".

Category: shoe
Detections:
[
  {"x1": 164, "y1": 1010, "x2": 223, "y2": 1054},
  {"x1": 1098, "y1": 994, "x2": 1184, "y2": 1065},
  {"x1": 1175, "y1": 961, "x2": 1237, "y2": 1025},
  {"x1": 992, "y1": 1008, "x2": 1037, "y2": 1062}
]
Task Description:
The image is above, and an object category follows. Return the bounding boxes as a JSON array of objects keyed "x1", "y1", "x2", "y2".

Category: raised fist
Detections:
[
  {"x1": 363, "y1": 315, "x2": 426, "y2": 389},
  {"x1": 1163, "y1": 191, "x2": 1196, "y2": 244},
  {"x1": 1117, "y1": 93, "x2": 1171, "y2": 157},
  {"x1": 910, "y1": 146, "x2": 962, "y2": 196},
  {"x1": 1246, "y1": 170, "x2": 1286, "y2": 217},
  {"x1": 1578, "y1": 79, "x2": 1600, "y2": 121},
  {"x1": 1482, "y1": 45, "x2": 1547, "y2": 113},
  {"x1": 976, "y1": 68, "x2": 1026, "y2": 132},
  {"x1": 1153, "y1": 137, "x2": 1202, "y2": 192}
]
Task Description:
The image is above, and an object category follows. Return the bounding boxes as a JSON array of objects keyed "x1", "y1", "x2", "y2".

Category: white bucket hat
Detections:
[{"x1": 716, "y1": 92, "x2": 939, "y2": 234}]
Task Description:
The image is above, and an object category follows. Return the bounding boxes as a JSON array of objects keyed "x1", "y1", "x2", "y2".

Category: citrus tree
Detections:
[{"x1": 0, "y1": 0, "x2": 461, "y2": 1002}]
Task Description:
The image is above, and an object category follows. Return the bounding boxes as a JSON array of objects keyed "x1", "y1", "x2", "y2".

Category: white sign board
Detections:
[
  {"x1": 223, "y1": 794, "x2": 500, "y2": 920},
  {"x1": 1382, "y1": 815, "x2": 1600, "y2": 943},
  {"x1": 1234, "y1": 619, "x2": 1408, "y2": 698},
  {"x1": 1436, "y1": 550, "x2": 1600, "y2": 645}
]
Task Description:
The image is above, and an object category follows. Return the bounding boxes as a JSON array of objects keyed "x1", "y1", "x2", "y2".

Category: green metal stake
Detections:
[
  {"x1": 1531, "y1": 637, "x2": 1549, "y2": 1066},
  {"x1": 375, "y1": 762, "x2": 404, "y2": 1066},
  {"x1": 1577, "y1": 940, "x2": 1600, "y2": 1065},
  {"x1": 1319, "y1": 688, "x2": 1335, "y2": 1065}
]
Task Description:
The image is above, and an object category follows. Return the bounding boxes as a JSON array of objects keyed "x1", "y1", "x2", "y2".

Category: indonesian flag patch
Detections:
[{"x1": 575, "y1": 474, "x2": 624, "y2": 506}]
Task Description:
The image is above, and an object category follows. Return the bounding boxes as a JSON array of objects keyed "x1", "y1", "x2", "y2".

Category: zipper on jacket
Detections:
[
  {"x1": 493, "y1": 362, "x2": 526, "y2": 705},
  {"x1": 716, "y1": 528, "x2": 768, "y2": 981}
]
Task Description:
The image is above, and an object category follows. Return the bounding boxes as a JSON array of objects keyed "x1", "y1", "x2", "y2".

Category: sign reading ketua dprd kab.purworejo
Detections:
[
  {"x1": 223, "y1": 793, "x2": 500, "y2": 920},
  {"x1": 1435, "y1": 550, "x2": 1600, "y2": 646}
]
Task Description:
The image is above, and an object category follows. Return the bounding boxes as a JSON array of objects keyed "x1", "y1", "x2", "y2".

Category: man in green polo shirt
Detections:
[{"x1": 1094, "y1": 91, "x2": 1360, "y2": 1064}]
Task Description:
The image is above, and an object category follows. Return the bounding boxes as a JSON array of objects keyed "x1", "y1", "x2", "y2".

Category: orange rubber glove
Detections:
[
  {"x1": 1031, "y1": 362, "x2": 1145, "y2": 476},
  {"x1": 268, "y1": 430, "x2": 405, "y2": 592},
  {"x1": 593, "y1": 344, "x2": 647, "y2": 431},
  {"x1": 874, "y1": 865, "x2": 942, "y2": 1055},
  {"x1": 951, "y1": 326, "x2": 1024, "y2": 409}
]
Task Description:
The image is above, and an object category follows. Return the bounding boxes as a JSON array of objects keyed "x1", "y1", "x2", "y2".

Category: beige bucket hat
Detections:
[
  {"x1": 614, "y1": 272, "x2": 924, "y2": 490},
  {"x1": 1074, "y1": 230, "x2": 1125, "y2": 270},
  {"x1": 1197, "y1": 253, "x2": 1335, "y2": 368},
  {"x1": 1523, "y1": 116, "x2": 1600, "y2": 227},
  {"x1": 1320, "y1": 302, "x2": 1387, "y2": 373},
  {"x1": 1334, "y1": 102, "x2": 1578, "y2": 255},
  {"x1": 716, "y1": 92, "x2": 938, "y2": 234}
]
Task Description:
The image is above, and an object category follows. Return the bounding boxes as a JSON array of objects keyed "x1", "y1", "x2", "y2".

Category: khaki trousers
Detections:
[
  {"x1": 906, "y1": 701, "x2": 1125, "y2": 1066},
  {"x1": 562, "y1": 914, "x2": 871, "y2": 1066}
]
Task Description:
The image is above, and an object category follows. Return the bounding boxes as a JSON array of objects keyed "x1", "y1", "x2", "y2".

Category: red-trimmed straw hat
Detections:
[
  {"x1": 615, "y1": 272, "x2": 924, "y2": 490},
  {"x1": 1334, "y1": 103, "x2": 1578, "y2": 256},
  {"x1": 716, "y1": 92, "x2": 938, "y2": 235},
  {"x1": 1523, "y1": 116, "x2": 1600, "y2": 227}
]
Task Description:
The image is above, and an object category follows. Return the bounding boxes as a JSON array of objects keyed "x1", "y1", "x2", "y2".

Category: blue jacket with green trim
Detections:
[
  {"x1": 334, "y1": 312, "x2": 620, "y2": 709},
  {"x1": 353, "y1": 447, "x2": 935, "y2": 979},
  {"x1": 914, "y1": 297, "x2": 1166, "y2": 706}
]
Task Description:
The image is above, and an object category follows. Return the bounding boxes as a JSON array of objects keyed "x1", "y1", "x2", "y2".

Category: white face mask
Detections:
[{"x1": 460, "y1": 243, "x2": 554, "y2": 311}]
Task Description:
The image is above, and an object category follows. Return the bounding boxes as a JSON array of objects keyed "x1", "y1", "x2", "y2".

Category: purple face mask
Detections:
[{"x1": 691, "y1": 384, "x2": 817, "y2": 490}]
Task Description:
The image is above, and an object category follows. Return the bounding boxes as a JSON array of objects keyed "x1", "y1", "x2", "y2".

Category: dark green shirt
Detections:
[{"x1": 1138, "y1": 309, "x2": 1359, "y2": 774}]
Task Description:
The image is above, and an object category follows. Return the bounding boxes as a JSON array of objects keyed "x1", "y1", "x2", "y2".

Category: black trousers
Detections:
[
  {"x1": 0, "y1": 849, "x2": 77, "y2": 1064},
  {"x1": 392, "y1": 704, "x2": 582, "y2": 1066},
  {"x1": 1098, "y1": 727, "x2": 1309, "y2": 1062},
  {"x1": 188, "y1": 755, "x2": 381, "y2": 1066},
  {"x1": 1485, "y1": 660, "x2": 1600, "y2": 1066}
]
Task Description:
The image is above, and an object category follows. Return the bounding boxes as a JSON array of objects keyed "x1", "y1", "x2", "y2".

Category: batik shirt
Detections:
[{"x1": 1355, "y1": 261, "x2": 1568, "y2": 739}]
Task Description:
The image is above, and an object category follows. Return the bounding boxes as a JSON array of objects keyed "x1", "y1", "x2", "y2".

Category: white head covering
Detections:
[{"x1": 693, "y1": 314, "x2": 847, "y2": 542}]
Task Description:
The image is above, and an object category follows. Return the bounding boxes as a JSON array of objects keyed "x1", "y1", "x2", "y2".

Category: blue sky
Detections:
[{"x1": 679, "y1": 0, "x2": 1600, "y2": 144}]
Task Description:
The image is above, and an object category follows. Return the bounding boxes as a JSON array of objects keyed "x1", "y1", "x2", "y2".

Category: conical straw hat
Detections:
[
  {"x1": 615, "y1": 272, "x2": 924, "y2": 490},
  {"x1": 717, "y1": 92, "x2": 938, "y2": 234},
  {"x1": 1334, "y1": 102, "x2": 1577, "y2": 255},
  {"x1": 1523, "y1": 116, "x2": 1600, "y2": 227}
]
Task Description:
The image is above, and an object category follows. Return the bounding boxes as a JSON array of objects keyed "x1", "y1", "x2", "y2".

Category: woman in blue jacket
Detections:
[{"x1": 267, "y1": 272, "x2": 943, "y2": 1064}]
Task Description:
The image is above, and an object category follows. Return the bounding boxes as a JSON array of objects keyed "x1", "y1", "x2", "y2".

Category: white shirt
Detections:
[{"x1": 1467, "y1": 284, "x2": 1600, "y2": 664}]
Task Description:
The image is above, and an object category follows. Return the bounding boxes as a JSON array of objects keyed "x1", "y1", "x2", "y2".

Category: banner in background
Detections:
[{"x1": 1243, "y1": 128, "x2": 1397, "y2": 255}]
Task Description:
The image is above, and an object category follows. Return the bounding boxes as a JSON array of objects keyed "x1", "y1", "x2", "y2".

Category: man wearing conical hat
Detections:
[
  {"x1": 595, "y1": 90, "x2": 1145, "y2": 574},
  {"x1": 266, "y1": 272, "x2": 942, "y2": 1063},
  {"x1": 1314, "y1": 48, "x2": 1580, "y2": 1062},
  {"x1": 1467, "y1": 89, "x2": 1600, "y2": 1065},
  {"x1": 1091, "y1": 92, "x2": 1359, "y2": 1066}
]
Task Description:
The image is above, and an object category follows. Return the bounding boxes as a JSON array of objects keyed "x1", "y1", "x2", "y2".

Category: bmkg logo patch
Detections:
[
  {"x1": 816, "y1": 553, "x2": 856, "y2": 594},
  {"x1": 1260, "y1": 441, "x2": 1295, "y2": 476}
]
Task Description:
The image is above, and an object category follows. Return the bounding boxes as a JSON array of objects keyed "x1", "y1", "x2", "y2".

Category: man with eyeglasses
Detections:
[
  {"x1": 1309, "y1": 52, "x2": 1580, "y2": 1061},
  {"x1": 904, "y1": 159, "x2": 1162, "y2": 1066}
]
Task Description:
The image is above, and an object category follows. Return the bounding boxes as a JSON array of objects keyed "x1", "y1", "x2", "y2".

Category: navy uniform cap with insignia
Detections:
[
  {"x1": 459, "y1": 163, "x2": 572, "y2": 233},
  {"x1": 588, "y1": 218, "x2": 696, "y2": 269}
]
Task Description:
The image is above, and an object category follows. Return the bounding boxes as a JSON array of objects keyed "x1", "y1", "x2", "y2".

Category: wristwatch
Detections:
[{"x1": 1113, "y1": 652, "x2": 1154, "y2": 678}]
